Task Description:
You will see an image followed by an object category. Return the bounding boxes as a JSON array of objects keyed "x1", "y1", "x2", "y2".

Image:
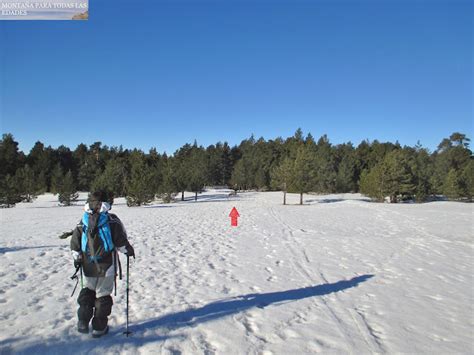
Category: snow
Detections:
[{"x1": 0, "y1": 190, "x2": 473, "y2": 354}]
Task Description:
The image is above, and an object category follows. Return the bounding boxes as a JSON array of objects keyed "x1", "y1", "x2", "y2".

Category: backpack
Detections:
[{"x1": 81, "y1": 211, "x2": 114, "y2": 262}]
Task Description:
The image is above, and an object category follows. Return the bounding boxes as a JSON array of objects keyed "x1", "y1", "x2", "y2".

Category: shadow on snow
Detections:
[
  {"x1": 135, "y1": 274, "x2": 374, "y2": 331},
  {"x1": 0, "y1": 275, "x2": 373, "y2": 354},
  {"x1": 0, "y1": 245, "x2": 64, "y2": 254}
]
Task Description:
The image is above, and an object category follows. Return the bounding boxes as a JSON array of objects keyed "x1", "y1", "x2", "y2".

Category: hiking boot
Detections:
[
  {"x1": 77, "y1": 320, "x2": 89, "y2": 334},
  {"x1": 92, "y1": 326, "x2": 109, "y2": 338}
]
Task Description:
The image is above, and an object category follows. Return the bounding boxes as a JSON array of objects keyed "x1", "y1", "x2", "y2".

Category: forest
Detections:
[{"x1": 0, "y1": 130, "x2": 472, "y2": 207}]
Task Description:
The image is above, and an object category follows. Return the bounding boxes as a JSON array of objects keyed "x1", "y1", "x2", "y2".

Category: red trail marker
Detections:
[{"x1": 229, "y1": 207, "x2": 240, "y2": 227}]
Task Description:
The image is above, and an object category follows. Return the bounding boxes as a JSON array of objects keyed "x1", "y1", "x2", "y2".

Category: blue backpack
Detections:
[{"x1": 81, "y1": 212, "x2": 114, "y2": 262}]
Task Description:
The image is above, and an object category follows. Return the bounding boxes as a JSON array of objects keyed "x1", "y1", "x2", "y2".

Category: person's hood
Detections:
[{"x1": 84, "y1": 202, "x2": 111, "y2": 214}]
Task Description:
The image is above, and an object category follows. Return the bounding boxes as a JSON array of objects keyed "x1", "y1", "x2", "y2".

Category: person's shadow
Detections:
[
  {"x1": 135, "y1": 274, "x2": 374, "y2": 332},
  {"x1": 0, "y1": 275, "x2": 374, "y2": 353}
]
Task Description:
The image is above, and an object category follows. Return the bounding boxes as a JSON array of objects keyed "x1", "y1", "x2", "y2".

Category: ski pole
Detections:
[{"x1": 123, "y1": 255, "x2": 132, "y2": 337}]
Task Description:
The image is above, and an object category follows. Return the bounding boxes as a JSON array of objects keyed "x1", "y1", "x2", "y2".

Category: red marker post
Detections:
[{"x1": 229, "y1": 207, "x2": 240, "y2": 227}]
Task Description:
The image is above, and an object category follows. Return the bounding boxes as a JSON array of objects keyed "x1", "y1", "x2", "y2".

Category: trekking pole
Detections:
[
  {"x1": 70, "y1": 265, "x2": 81, "y2": 297},
  {"x1": 80, "y1": 265, "x2": 83, "y2": 289},
  {"x1": 123, "y1": 255, "x2": 132, "y2": 337}
]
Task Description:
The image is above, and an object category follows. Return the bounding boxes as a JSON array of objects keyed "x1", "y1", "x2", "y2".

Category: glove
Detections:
[
  {"x1": 74, "y1": 259, "x2": 82, "y2": 269},
  {"x1": 72, "y1": 251, "x2": 82, "y2": 269},
  {"x1": 125, "y1": 244, "x2": 135, "y2": 258}
]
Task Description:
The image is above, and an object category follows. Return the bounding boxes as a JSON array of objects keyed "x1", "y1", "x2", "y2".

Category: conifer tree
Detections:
[
  {"x1": 0, "y1": 175, "x2": 23, "y2": 207},
  {"x1": 37, "y1": 171, "x2": 48, "y2": 194},
  {"x1": 221, "y1": 142, "x2": 233, "y2": 186},
  {"x1": 432, "y1": 133, "x2": 471, "y2": 194},
  {"x1": 0, "y1": 134, "x2": 24, "y2": 179},
  {"x1": 230, "y1": 159, "x2": 250, "y2": 191},
  {"x1": 271, "y1": 157, "x2": 294, "y2": 205},
  {"x1": 159, "y1": 157, "x2": 177, "y2": 203},
  {"x1": 27, "y1": 141, "x2": 51, "y2": 192},
  {"x1": 15, "y1": 164, "x2": 39, "y2": 202},
  {"x1": 411, "y1": 146, "x2": 433, "y2": 202},
  {"x1": 360, "y1": 150, "x2": 415, "y2": 202},
  {"x1": 76, "y1": 142, "x2": 104, "y2": 192},
  {"x1": 92, "y1": 158, "x2": 127, "y2": 197},
  {"x1": 359, "y1": 167, "x2": 385, "y2": 202},
  {"x1": 50, "y1": 163, "x2": 64, "y2": 194},
  {"x1": 336, "y1": 155, "x2": 357, "y2": 192},
  {"x1": 187, "y1": 145, "x2": 207, "y2": 201},
  {"x1": 443, "y1": 169, "x2": 464, "y2": 200},
  {"x1": 382, "y1": 150, "x2": 415, "y2": 202},
  {"x1": 292, "y1": 145, "x2": 317, "y2": 205},
  {"x1": 148, "y1": 148, "x2": 165, "y2": 195},
  {"x1": 313, "y1": 135, "x2": 337, "y2": 193},
  {"x1": 173, "y1": 144, "x2": 193, "y2": 201},
  {"x1": 461, "y1": 160, "x2": 474, "y2": 201},
  {"x1": 58, "y1": 170, "x2": 79, "y2": 206},
  {"x1": 125, "y1": 156, "x2": 155, "y2": 206}
]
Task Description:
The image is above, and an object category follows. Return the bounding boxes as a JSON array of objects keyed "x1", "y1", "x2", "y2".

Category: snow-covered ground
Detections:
[{"x1": 0, "y1": 190, "x2": 472, "y2": 354}]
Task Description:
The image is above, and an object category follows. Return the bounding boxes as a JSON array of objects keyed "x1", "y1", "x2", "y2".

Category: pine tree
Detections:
[
  {"x1": 37, "y1": 171, "x2": 48, "y2": 194},
  {"x1": 50, "y1": 163, "x2": 64, "y2": 194},
  {"x1": 443, "y1": 169, "x2": 464, "y2": 200},
  {"x1": 432, "y1": 133, "x2": 471, "y2": 194},
  {"x1": 27, "y1": 141, "x2": 50, "y2": 192},
  {"x1": 58, "y1": 170, "x2": 79, "y2": 206},
  {"x1": 230, "y1": 159, "x2": 249, "y2": 191},
  {"x1": 291, "y1": 145, "x2": 317, "y2": 205},
  {"x1": 125, "y1": 156, "x2": 155, "y2": 206},
  {"x1": 271, "y1": 157, "x2": 294, "y2": 205},
  {"x1": 15, "y1": 164, "x2": 39, "y2": 202},
  {"x1": 0, "y1": 175, "x2": 23, "y2": 207},
  {"x1": 360, "y1": 150, "x2": 415, "y2": 202},
  {"x1": 148, "y1": 148, "x2": 165, "y2": 197},
  {"x1": 92, "y1": 158, "x2": 128, "y2": 197},
  {"x1": 221, "y1": 142, "x2": 233, "y2": 186},
  {"x1": 0, "y1": 134, "x2": 24, "y2": 179},
  {"x1": 382, "y1": 150, "x2": 416, "y2": 202},
  {"x1": 335, "y1": 155, "x2": 357, "y2": 192},
  {"x1": 461, "y1": 160, "x2": 474, "y2": 201},
  {"x1": 359, "y1": 166, "x2": 385, "y2": 202},
  {"x1": 187, "y1": 145, "x2": 207, "y2": 201},
  {"x1": 411, "y1": 146, "x2": 433, "y2": 202},
  {"x1": 159, "y1": 157, "x2": 177, "y2": 203},
  {"x1": 313, "y1": 135, "x2": 337, "y2": 193},
  {"x1": 173, "y1": 144, "x2": 192, "y2": 201}
]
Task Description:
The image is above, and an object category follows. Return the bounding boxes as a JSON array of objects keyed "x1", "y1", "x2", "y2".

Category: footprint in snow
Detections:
[{"x1": 267, "y1": 276, "x2": 277, "y2": 282}]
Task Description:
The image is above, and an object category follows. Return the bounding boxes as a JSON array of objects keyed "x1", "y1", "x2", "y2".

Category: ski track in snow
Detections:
[{"x1": 0, "y1": 191, "x2": 472, "y2": 354}]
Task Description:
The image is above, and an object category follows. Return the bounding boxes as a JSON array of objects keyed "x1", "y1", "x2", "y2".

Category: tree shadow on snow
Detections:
[
  {"x1": 0, "y1": 245, "x2": 64, "y2": 254},
  {"x1": 143, "y1": 205, "x2": 182, "y2": 209},
  {"x1": 0, "y1": 332, "x2": 183, "y2": 355},
  {"x1": 135, "y1": 274, "x2": 374, "y2": 334},
  {"x1": 180, "y1": 193, "x2": 245, "y2": 203}
]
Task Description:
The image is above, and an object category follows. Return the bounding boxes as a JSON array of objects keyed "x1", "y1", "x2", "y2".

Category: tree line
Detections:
[{"x1": 0, "y1": 130, "x2": 472, "y2": 207}]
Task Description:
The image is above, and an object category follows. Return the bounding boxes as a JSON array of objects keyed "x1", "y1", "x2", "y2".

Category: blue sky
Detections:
[{"x1": 1, "y1": 0, "x2": 472, "y2": 154}]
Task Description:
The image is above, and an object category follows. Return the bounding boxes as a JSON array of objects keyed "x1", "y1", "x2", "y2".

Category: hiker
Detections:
[{"x1": 70, "y1": 190, "x2": 135, "y2": 337}]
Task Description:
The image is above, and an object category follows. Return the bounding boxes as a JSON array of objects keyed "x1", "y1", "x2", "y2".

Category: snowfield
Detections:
[{"x1": 0, "y1": 190, "x2": 472, "y2": 354}]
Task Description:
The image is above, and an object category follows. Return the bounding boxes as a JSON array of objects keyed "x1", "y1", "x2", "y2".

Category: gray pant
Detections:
[{"x1": 84, "y1": 275, "x2": 114, "y2": 298}]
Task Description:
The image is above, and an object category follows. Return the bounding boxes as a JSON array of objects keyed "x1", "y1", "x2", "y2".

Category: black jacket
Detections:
[{"x1": 70, "y1": 212, "x2": 131, "y2": 277}]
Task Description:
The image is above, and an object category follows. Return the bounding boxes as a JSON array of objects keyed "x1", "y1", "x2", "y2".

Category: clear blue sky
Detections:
[{"x1": 1, "y1": 0, "x2": 472, "y2": 154}]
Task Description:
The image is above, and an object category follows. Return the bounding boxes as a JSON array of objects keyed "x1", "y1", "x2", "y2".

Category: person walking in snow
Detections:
[{"x1": 70, "y1": 190, "x2": 135, "y2": 337}]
